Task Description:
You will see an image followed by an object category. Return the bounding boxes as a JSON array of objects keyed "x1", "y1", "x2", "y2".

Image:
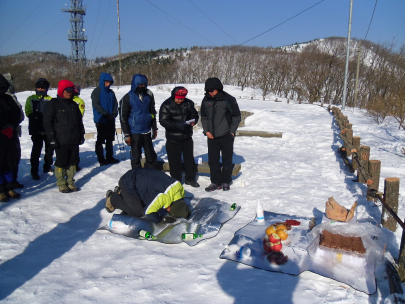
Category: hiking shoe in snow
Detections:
[
  {"x1": 68, "y1": 184, "x2": 80, "y2": 192},
  {"x1": 185, "y1": 180, "x2": 200, "y2": 188},
  {"x1": 59, "y1": 185, "x2": 72, "y2": 193},
  {"x1": 99, "y1": 160, "x2": 109, "y2": 166},
  {"x1": 114, "y1": 186, "x2": 121, "y2": 194},
  {"x1": 8, "y1": 181, "x2": 24, "y2": 189},
  {"x1": 222, "y1": 183, "x2": 230, "y2": 191},
  {"x1": 8, "y1": 190, "x2": 21, "y2": 199},
  {"x1": 107, "y1": 157, "x2": 120, "y2": 164},
  {"x1": 76, "y1": 165, "x2": 82, "y2": 172},
  {"x1": 43, "y1": 165, "x2": 53, "y2": 173},
  {"x1": 105, "y1": 192, "x2": 115, "y2": 213},
  {"x1": 205, "y1": 183, "x2": 222, "y2": 192},
  {"x1": 31, "y1": 170, "x2": 40, "y2": 180},
  {"x1": 0, "y1": 193, "x2": 9, "y2": 203}
]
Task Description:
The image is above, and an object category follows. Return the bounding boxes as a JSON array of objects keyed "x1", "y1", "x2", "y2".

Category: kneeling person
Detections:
[{"x1": 106, "y1": 168, "x2": 191, "y2": 223}]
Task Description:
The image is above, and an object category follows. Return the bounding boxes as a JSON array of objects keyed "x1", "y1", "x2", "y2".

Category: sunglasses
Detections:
[{"x1": 37, "y1": 86, "x2": 47, "y2": 90}]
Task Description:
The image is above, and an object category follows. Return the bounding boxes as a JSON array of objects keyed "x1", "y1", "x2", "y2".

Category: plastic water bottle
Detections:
[
  {"x1": 230, "y1": 203, "x2": 237, "y2": 211},
  {"x1": 181, "y1": 233, "x2": 203, "y2": 241},
  {"x1": 108, "y1": 220, "x2": 130, "y2": 230},
  {"x1": 227, "y1": 244, "x2": 251, "y2": 258},
  {"x1": 256, "y1": 200, "x2": 264, "y2": 222},
  {"x1": 139, "y1": 230, "x2": 157, "y2": 240}
]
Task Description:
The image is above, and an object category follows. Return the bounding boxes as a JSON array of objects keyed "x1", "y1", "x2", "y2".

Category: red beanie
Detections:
[
  {"x1": 175, "y1": 88, "x2": 188, "y2": 99},
  {"x1": 57, "y1": 80, "x2": 75, "y2": 97}
]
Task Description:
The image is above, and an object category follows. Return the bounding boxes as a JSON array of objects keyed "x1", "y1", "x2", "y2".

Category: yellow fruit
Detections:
[
  {"x1": 276, "y1": 229, "x2": 288, "y2": 241},
  {"x1": 276, "y1": 224, "x2": 287, "y2": 230},
  {"x1": 265, "y1": 225, "x2": 277, "y2": 236}
]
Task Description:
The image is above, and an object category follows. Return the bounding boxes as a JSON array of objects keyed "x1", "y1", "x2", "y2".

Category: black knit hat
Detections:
[
  {"x1": 169, "y1": 200, "x2": 191, "y2": 219},
  {"x1": 35, "y1": 78, "x2": 50, "y2": 90},
  {"x1": 204, "y1": 77, "x2": 223, "y2": 92}
]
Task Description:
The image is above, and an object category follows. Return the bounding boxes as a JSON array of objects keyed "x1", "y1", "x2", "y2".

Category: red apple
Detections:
[
  {"x1": 263, "y1": 241, "x2": 273, "y2": 253},
  {"x1": 272, "y1": 241, "x2": 282, "y2": 252},
  {"x1": 269, "y1": 233, "x2": 281, "y2": 244}
]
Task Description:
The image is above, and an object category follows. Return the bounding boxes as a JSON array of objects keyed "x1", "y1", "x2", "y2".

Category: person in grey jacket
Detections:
[{"x1": 201, "y1": 78, "x2": 241, "y2": 192}]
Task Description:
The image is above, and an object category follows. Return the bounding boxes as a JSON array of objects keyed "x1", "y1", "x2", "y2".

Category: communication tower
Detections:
[{"x1": 61, "y1": 0, "x2": 88, "y2": 71}]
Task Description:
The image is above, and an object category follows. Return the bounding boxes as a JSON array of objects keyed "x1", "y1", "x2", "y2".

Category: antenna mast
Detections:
[
  {"x1": 117, "y1": 0, "x2": 122, "y2": 86},
  {"x1": 61, "y1": 0, "x2": 88, "y2": 75}
]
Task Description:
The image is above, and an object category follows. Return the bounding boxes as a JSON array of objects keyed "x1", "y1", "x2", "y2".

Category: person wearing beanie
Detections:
[
  {"x1": 91, "y1": 73, "x2": 119, "y2": 166},
  {"x1": 159, "y1": 86, "x2": 200, "y2": 187},
  {"x1": 105, "y1": 167, "x2": 191, "y2": 223},
  {"x1": 119, "y1": 74, "x2": 158, "y2": 169},
  {"x1": 3, "y1": 73, "x2": 24, "y2": 188},
  {"x1": 0, "y1": 74, "x2": 24, "y2": 202},
  {"x1": 25, "y1": 78, "x2": 54, "y2": 179},
  {"x1": 73, "y1": 83, "x2": 85, "y2": 171},
  {"x1": 43, "y1": 80, "x2": 85, "y2": 193},
  {"x1": 201, "y1": 78, "x2": 241, "y2": 192}
]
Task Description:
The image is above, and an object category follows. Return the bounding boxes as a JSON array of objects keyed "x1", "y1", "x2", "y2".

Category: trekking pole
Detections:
[{"x1": 115, "y1": 129, "x2": 125, "y2": 160}]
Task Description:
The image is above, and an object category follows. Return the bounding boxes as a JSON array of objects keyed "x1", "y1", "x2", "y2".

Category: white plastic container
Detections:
[{"x1": 256, "y1": 200, "x2": 265, "y2": 222}]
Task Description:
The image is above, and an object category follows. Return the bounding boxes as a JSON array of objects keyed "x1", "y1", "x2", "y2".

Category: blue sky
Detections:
[{"x1": 0, "y1": 0, "x2": 404, "y2": 59}]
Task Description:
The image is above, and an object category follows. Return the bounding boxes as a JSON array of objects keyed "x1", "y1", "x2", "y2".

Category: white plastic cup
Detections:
[{"x1": 256, "y1": 200, "x2": 265, "y2": 222}]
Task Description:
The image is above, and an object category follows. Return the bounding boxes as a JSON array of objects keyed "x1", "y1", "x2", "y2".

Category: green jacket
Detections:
[{"x1": 73, "y1": 95, "x2": 85, "y2": 116}]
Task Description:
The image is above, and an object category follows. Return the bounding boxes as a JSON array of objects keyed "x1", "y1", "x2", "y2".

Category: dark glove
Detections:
[
  {"x1": 124, "y1": 134, "x2": 131, "y2": 146},
  {"x1": 103, "y1": 113, "x2": 115, "y2": 121},
  {"x1": 175, "y1": 122, "x2": 186, "y2": 131},
  {"x1": 49, "y1": 138, "x2": 60, "y2": 149},
  {"x1": 161, "y1": 216, "x2": 176, "y2": 224},
  {"x1": 1, "y1": 125, "x2": 13, "y2": 139},
  {"x1": 79, "y1": 135, "x2": 85, "y2": 145},
  {"x1": 151, "y1": 129, "x2": 157, "y2": 140}
]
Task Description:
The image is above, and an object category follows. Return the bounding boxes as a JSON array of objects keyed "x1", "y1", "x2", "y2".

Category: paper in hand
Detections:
[{"x1": 185, "y1": 119, "x2": 195, "y2": 125}]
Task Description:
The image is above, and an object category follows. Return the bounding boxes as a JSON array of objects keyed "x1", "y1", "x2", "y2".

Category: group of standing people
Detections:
[{"x1": 1, "y1": 71, "x2": 241, "y2": 212}]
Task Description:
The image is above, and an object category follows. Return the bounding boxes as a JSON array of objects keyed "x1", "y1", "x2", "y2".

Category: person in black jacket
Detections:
[
  {"x1": 0, "y1": 74, "x2": 23, "y2": 202},
  {"x1": 91, "y1": 73, "x2": 119, "y2": 166},
  {"x1": 201, "y1": 78, "x2": 241, "y2": 192},
  {"x1": 120, "y1": 74, "x2": 158, "y2": 169},
  {"x1": 43, "y1": 80, "x2": 85, "y2": 193},
  {"x1": 159, "y1": 87, "x2": 200, "y2": 187}
]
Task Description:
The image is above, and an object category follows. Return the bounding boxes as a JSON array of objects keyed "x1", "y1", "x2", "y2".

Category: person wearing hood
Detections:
[
  {"x1": 105, "y1": 167, "x2": 191, "y2": 224},
  {"x1": 159, "y1": 86, "x2": 200, "y2": 187},
  {"x1": 119, "y1": 74, "x2": 158, "y2": 169},
  {"x1": 43, "y1": 80, "x2": 85, "y2": 193},
  {"x1": 91, "y1": 73, "x2": 119, "y2": 166},
  {"x1": 25, "y1": 78, "x2": 54, "y2": 180},
  {"x1": 3, "y1": 73, "x2": 24, "y2": 188},
  {"x1": 0, "y1": 74, "x2": 23, "y2": 202},
  {"x1": 201, "y1": 78, "x2": 241, "y2": 192}
]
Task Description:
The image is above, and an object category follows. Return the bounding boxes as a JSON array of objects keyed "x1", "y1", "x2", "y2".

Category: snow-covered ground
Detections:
[{"x1": 1, "y1": 84, "x2": 404, "y2": 303}]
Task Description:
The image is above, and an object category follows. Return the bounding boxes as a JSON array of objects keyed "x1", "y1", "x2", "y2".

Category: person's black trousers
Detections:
[
  {"x1": 166, "y1": 138, "x2": 196, "y2": 183},
  {"x1": 54, "y1": 145, "x2": 79, "y2": 169},
  {"x1": 130, "y1": 133, "x2": 158, "y2": 169},
  {"x1": 95, "y1": 122, "x2": 115, "y2": 162},
  {"x1": 110, "y1": 179, "x2": 144, "y2": 217},
  {"x1": 13, "y1": 136, "x2": 21, "y2": 181},
  {"x1": 30, "y1": 134, "x2": 54, "y2": 171},
  {"x1": 207, "y1": 132, "x2": 234, "y2": 185}
]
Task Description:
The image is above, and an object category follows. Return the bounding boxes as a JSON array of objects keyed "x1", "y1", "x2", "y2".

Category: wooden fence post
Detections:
[
  {"x1": 352, "y1": 136, "x2": 361, "y2": 170},
  {"x1": 367, "y1": 160, "x2": 381, "y2": 201},
  {"x1": 382, "y1": 178, "x2": 400, "y2": 232},
  {"x1": 345, "y1": 129, "x2": 353, "y2": 157},
  {"x1": 357, "y1": 145, "x2": 370, "y2": 183}
]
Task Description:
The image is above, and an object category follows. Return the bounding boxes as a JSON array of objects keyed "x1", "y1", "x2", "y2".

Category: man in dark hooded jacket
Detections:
[
  {"x1": 159, "y1": 86, "x2": 199, "y2": 187},
  {"x1": 0, "y1": 74, "x2": 23, "y2": 202},
  {"x1": 43, "y1": 80, "x2": 85, "y2": 193},
  {"x1": 201, "y1": 78, "x2": 241, "y2": 192},
  {"x1": 91, "y1": 73, "x2": 119, "y2": 166},
  {"x1": 25, "y1": 78, "x2": 54, "y2": 179},
  {"x1": 119, "y1": 74, "x2": 158, "y2": 169}
]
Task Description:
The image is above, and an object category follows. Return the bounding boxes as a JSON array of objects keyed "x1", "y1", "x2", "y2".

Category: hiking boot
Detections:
[
  {"x1": 43, "y1": 165, "x2": 53, "y2": 173},
  {"x1": 222, "y1": 183, "x2": 230, "y2": 191},
  {"x1": 105, "y1": 191, "x2": 115, "y2": 213},
  {"x1": 68, "y1": 183, "x2": 80, "y2": 192},
  {"x1": 0, "y1": 193, "x2": 9, "y2": 203},
  {"x1": 99, "y1": 160, "x2": 109, "y2": 166},
  {"x1": 31, "y1": 170, "x2": 40, "y2": 180},
  {"x1": 8, "y1": 181, "x2": 24, "y2": 189},
  {"x1": 107, "y1": 157, "x2": 120, "y2": 164},
  {"x1": 8, "y1": 190, "x2": 21, "y2": 199},
  {"x1": 114, "y1": 186, "x2": 121, "y2": 194},
  {"x1": 58, "y1": 185, "x2": 72, "y2": 193},
  {"x1": 76, "y1": 165, "x2": 82, "y2": 172},
  {"x1": 185, "y1": 180, "x2": 200, "y2": 188},
  {"x1": 205, "y1": 183, "x2": 222, "y2": 192}
]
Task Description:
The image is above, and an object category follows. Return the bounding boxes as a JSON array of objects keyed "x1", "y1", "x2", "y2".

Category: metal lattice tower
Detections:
[{"x1": 61, "y1": 0, "x2": 87, "y2": 71}]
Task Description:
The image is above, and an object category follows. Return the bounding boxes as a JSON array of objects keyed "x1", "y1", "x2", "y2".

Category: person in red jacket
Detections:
[{"x1": 43, "y1": 80, "x2": 85, "y2": 193}]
